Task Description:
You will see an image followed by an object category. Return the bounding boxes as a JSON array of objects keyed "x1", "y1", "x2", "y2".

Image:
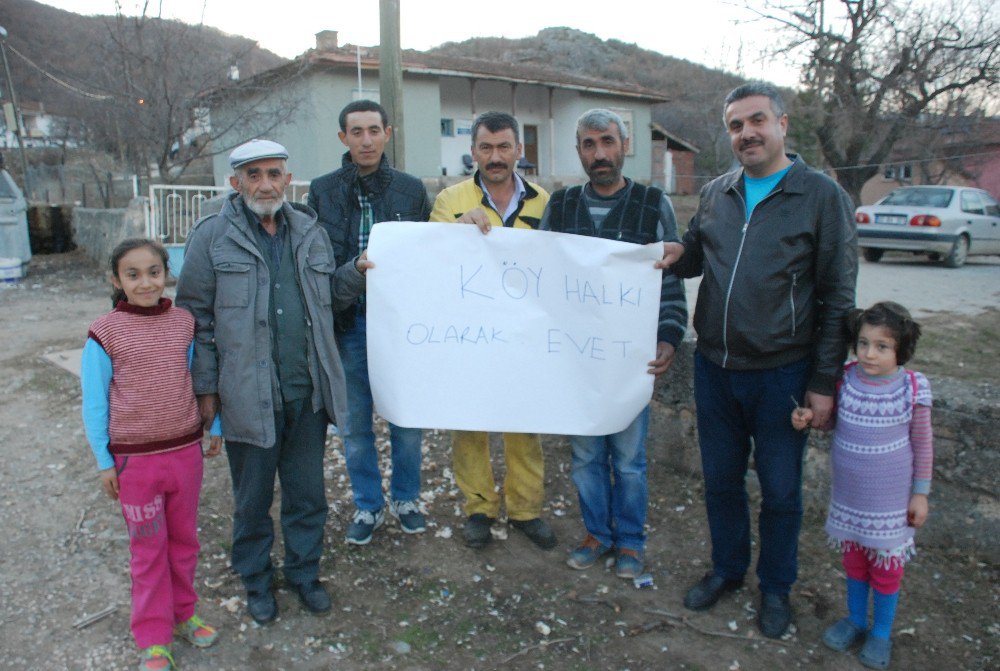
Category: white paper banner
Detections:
[{"x1": 365, "y1": 222, "x2": 661, "y2": 435}]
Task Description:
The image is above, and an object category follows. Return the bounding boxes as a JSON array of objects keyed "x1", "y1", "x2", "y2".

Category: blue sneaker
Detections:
[
  {"x1": 389, "y1": 499, "x2": 426, "y2": 534},
  {"x1": 346, "y1": 507, "x2": 384, "y2": 545},
  {"x1": 566, "y1": 534, "x2": 612, "y2": 570},
  {"x1": 614, "y1": 548, "x2": 644, "y2": 579}
]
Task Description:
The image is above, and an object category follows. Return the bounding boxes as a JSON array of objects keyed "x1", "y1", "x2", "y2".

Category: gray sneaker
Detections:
[
  {"x1": 346, "y1": 507, "x2": 384, "y2": 545},
  {"x1": 389, "y1": 499, "x2": 427, "y2": 534}
]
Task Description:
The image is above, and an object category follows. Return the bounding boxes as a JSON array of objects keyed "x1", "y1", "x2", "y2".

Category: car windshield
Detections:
[{"x1": 881, "y1": 188, "x2": 953, "y2": 208}]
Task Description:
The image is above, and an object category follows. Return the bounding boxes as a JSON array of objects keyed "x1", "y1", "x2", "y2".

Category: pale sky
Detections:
[{"x1": 35, "y1": 0, "x2": 801, "y2": 87}]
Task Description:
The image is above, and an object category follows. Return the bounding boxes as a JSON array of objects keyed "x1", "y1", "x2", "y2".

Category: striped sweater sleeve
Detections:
[
  {"x1": 655, "y1": 194, "x2": 687, "y2": 347},
  {"x1": 80, "y1": 337, "x2": 114, "y2": 470},
  {"x1": 911, "y1": 372, "x2": 933, "y2": 495}
]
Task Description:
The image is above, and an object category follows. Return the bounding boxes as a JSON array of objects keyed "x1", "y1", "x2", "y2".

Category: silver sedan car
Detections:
[{"x1": 855, "y1": 186, "x2": 1000, "y2": 267}]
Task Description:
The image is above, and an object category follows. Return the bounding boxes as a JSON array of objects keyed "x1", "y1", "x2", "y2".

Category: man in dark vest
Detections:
[{"x1": 540, "y1": 108, "x2": 687, "y2": 580}]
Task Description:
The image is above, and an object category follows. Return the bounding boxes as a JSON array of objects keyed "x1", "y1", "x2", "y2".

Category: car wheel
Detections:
[
  {"x1": 862, "y1": 248, "x2": 884, "y2": 263},
  {"x1": 943, "y1": 235, "x2": 969, "y2": 268}
]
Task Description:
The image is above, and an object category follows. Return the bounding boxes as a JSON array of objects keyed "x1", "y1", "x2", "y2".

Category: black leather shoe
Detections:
[
  {"x1": 510, "y1": 517, "x2": 557, "y2": 550},
  {"x1": 758, "y1": 592, "x2": 793, "y2": 639},
  {"x1": 463, "y1": 513, "x2": 495, "y2": 548},
  {"x1": 247, "y1": 589, "x2": 278, "y2": 625},
  {"x1": 683, "y1": 573, "x2": 744, "y2": 611},
  {"x1": 296, "y1": 580, "x2": 332, "y2": 614}
]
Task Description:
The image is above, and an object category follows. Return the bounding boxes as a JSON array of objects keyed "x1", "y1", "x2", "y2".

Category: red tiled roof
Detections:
[{"x1": 308, "y1": 47, "x2": 668, "y2": 102}]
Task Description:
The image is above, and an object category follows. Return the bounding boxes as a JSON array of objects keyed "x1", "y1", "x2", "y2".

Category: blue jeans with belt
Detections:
[
  {"x1": 337, "y1": 313, "x2": 423, "y2": 511},
  {"x1": 569, "y1": 406, "x2": 650, "y2": 552},
  {"x1": 693, "y1": 351, "x2": 810, "y2": 595}
]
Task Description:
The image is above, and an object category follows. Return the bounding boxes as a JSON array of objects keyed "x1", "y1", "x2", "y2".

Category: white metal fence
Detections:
[{"x1": 146, "y1": 181, "x2": 312, "y2": 243}]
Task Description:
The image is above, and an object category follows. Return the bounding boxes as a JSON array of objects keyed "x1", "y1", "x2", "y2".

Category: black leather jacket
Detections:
[
  {"x1": 672, "y1": 155, "x2": 858, "y2": 395},
  {"x1": 308, "y1": 152, "x2": 431, "y2": 330}
]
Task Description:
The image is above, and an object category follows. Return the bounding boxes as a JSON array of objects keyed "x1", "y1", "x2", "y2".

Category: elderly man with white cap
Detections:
[{"x1": 177, "y1": 139, "x2": 370, "y2": 624}]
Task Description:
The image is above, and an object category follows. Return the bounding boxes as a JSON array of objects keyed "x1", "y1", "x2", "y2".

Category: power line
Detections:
[
  {"x1": 6, "y1": 44, "x2": 113, "y2": 101},
  {"x1": 678, "y1": 149, "x2": 1000, "y2": 180}
]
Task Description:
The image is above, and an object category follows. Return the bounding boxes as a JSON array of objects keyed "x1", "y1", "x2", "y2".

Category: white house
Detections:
[{"x1": 208, "y1": 31, "x2": 669, "y2": 186}]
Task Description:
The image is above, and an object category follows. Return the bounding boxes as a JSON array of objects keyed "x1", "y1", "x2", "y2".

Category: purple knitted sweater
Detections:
[{"x1": 825, "y1": 363, "x2": 933, "y2": 565}]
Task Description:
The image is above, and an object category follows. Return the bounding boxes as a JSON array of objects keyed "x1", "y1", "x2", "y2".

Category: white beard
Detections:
[{"x1": 247, "y1": 194, "x2": 284, "y2": 218}]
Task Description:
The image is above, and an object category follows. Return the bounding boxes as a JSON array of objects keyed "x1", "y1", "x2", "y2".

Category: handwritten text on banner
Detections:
[{"x1": 365, "y1": 222, "x2": 662, "y2": 435}]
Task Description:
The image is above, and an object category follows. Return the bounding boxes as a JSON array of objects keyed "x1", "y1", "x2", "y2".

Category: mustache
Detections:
[
  {"x1": 485, "y1": 162, "x2": 509, "y2": 171},
  {"x1": 740, "y1": 139, "x2": 763, "y2": 150},
  {"x1": 589, "y1": 159, "x2": 615, "y2": 171}
]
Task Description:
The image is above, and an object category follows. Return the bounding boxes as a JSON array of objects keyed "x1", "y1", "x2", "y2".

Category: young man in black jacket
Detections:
[{"x1": 308, "y1": 100, "x2": 431, "y2": 545}]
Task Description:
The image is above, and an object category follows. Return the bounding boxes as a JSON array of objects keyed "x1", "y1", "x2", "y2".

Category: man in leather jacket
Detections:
[{"x1": 660, "y1": 82, "x2": 857, "y2": 638}]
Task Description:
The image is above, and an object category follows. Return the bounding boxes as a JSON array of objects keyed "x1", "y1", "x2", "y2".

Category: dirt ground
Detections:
[{"x1": 0, "y1": 251, "x2": 996, "y2": 671}]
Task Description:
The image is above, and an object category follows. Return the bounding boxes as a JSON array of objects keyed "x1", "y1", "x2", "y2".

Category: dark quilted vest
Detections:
[{"x1": 546, "y1": 182, "x2": 663, "y2": 244}]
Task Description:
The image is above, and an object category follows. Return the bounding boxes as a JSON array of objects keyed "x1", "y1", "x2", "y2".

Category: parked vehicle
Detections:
[
  {"x1": 855, "y1": 186, "x2": 1000, "y2": 268},
  {"x1": 0, "y1": 168, "x2": 31, "y2": 279}
]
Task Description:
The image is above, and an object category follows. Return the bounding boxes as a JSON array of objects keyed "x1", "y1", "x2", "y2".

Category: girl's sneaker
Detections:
[
  {"x1": 859, "y1": 634, "x2": 892, "y2": 669},
  {"x1": 174, "y1": 614, "x2": 219, "y2": 648},
  {"x1": 138, "y1": 645, "x2": 174, "y2": 671}
]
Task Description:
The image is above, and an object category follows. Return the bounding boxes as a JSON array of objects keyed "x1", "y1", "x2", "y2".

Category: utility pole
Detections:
[
  {"x1": 379, "y1": 0, "x2": 404, "y2": 170},
  {"x1": 0, "y1": 25, "x2": 31, "y2": 198}
]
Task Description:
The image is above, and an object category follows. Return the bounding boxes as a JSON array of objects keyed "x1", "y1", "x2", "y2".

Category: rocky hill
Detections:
[{"x1": 430, "y1": 27, "x2": 749, "y2": 175}]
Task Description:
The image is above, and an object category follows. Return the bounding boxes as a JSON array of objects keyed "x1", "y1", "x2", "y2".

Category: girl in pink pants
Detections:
[{"x1": 81, "y1": 239, "x2": 222, "y2": 671}]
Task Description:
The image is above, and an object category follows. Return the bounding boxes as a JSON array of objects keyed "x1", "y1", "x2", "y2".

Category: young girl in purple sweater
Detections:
[
  {"x1": 792, "y1": 302, "x2": 932, "y2": 670},
  {"x1": 81, "y1": 239, "x2": 222, "y2": 671}
]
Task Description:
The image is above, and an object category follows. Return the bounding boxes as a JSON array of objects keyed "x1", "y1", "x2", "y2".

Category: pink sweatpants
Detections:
[
  {"x1": 115, "y1": 442, "x2": 204, "y2": 648},
  {"x1": 842, "y1": 544, "x2": 905, "y2": 595}
]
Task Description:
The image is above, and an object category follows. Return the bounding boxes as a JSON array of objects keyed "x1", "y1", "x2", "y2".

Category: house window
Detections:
[
  {"x1": 609, "y1": 108, "x2": 635, "y2": 156},
  {"x1": 883, "y1": 163, "x2": 912, "y2": 181},
  {"x1": 441, "y1": 119, "x2": 455, "y2": 137}
]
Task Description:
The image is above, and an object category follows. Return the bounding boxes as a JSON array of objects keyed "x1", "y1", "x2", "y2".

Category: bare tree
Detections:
[
  {"x1": 82, "y1": 2, "x2": 302, "y2": 184},
  {"x1": 751, "y1": 0, "x2": 999, "y2": 204}
]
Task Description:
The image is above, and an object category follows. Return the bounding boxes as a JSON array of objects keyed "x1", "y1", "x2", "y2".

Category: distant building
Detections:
[
  {"x1": 0, "y1": 101, "x2": 73, "y2": 149},
  {"x1": 650, "y1": 122, "x2": 699, "y2": 195},
  {"x1": 861, "y1": 118, "x2": 1000, "y2": 203},
  {"x1": 207, "y1": 31, "x2": 693, "y2": 190}
]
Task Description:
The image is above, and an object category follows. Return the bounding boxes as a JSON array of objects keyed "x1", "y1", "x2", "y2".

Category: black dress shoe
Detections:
[
  {"x1": 510, "y1": 517, "x2": 557, "y2": 550},
  {"x1": 247, "y1": 589, "x2": 278, "y2": 625},
  {"x1": 296, "y1": 580, "x2": 332, "y2": 614},
  {"x1": 758, "y1": 592, "x2": 793, "y2": 639},
  {"x1": 683, "y1": 572, "x2": 744, "y2": 611},
  {"x1": 463, "y1": 513, "x2": 495, "y2": 548}
]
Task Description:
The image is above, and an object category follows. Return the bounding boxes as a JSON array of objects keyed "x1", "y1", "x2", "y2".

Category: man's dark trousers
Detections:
[
  {"x1": 693, "y1": 351, "x2": 810, "y2": 595},
  {"x1": 225, "y1": 397, "x2": 328, "y2": 593}
]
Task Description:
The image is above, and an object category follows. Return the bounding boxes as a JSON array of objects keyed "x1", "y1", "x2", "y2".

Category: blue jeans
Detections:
[
  {"x1": 337, "y1": 313, "x2": 423, "y2": 511},
  {"x1": 569, "y1": 406, "x2": 650, "y2": 552},
  {"x1": 225, "y1": 397, "x2": 328, "y2": 593},
  {"x1": 693, "y1": 351, "x2": 810, "y2": 595}
]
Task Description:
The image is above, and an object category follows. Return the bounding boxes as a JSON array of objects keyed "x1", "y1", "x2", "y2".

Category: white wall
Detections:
[{"x1": 210, "y1": 69, "x2": 658, "y2": 183}]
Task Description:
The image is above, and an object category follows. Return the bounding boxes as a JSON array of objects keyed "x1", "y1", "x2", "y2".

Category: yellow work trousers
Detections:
[{"x1": 451, "y1": 431, "x2": 544, "y2": 521}]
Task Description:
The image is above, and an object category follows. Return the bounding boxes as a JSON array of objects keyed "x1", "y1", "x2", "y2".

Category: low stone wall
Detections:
[
  {"x1": 648, "y1": 340, "x2": 999, "y2": 560},
  {"x1": 71, "y1": 198, "x2": 148, "y2": 266}
]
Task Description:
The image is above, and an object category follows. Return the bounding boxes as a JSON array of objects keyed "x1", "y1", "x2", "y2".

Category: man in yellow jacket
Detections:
[{"x1": 429, "y1": 111, "x2": 554, "y2": 551}]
